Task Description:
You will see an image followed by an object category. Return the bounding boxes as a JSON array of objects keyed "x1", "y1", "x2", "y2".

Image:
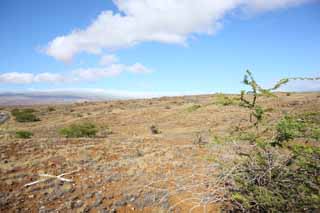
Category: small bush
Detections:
[
  {"x1": 60, "y1": 122, "x2": 97, "y2": 138},
  {"x1": 275, "y1": 116, "x2": 305, "y2": 145},
  {"x1": 228, "y1": 146, "x2": 320, "y2": 212},
  {"x1": 312, "y1": 128, "x2": 320, "y2": 140},
  {"x1": 187, "y1": 104, "x2": 201, "y2": 112},
  {"x1": 11, "y1": 109, "x2": 40, "y2": 122},
  {"x1": 47, "y1": 107, "x2": 56, "y2": 112},
  {"x1": 15, "y1": 131, "x2": 33, "y2": 139},
  {"x1": 238, "y1": 132, "x2": 258, "y2": 143},
  {"x1": 150, "y1": 125, "x2": 160, "y2": 134},
  {"x1": 215, "y1": 94, "x2": 236, "y2": 106}
]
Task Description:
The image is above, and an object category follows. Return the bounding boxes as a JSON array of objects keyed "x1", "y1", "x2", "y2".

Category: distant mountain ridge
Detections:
[{"x1": 0, "y1": 91, "x2": 118, "y2": 106}]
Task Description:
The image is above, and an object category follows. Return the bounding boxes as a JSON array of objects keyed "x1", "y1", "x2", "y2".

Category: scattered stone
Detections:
[
  {"x1": 105, "y1": 174, "x2": 121, "y2": 183},
  {"x1": 5, "y1": 179, "x2": 14, "y2": 186},
  {"x1": 38, "y1": 206, "x2": 53, "y2": 213},
  {"x1": 123, "y1": 194, "x2": 136, "y2": 203},
  {"x1": 92, "y1": 197, "x2": 103, "y2": 208},
  {"x1": 0, "y1": 112, "x2": 9, "y2": 124},
  {"x1": 82, "y1": 205, "x2": 92, "y2": 213},
  {"x1": 84, "y1": 192, "x2": 95, "y2": 199},
  {"x1": 113, "y1": 199, "x2": 127, "y2": 208},
  {"x1": 73, "y1": 200, "x2": 84, "y2": 208},
  {"x1": 193, "y1": 132, "x2": 209, "y2": 146},
  {"x1": 132, "y1": 192, "x2": 155, "y2": 209},
  {"x1": 98, "y1": 208, "x2": 110, "y2": 213},
  {"x1": 0, "y1": 193, "x2": 9, "y2": 207}
]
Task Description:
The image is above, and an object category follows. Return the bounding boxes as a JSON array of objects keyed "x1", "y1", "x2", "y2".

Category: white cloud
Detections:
[
  {"x1": 127, "y1": 63, "x2": 152, "y2": 73},
  {"x1": 72, "y1": 64, "x2": 125, "y2": 80},
  {"x1": 71, "y1": 63, "x2": 152, "y2": 80},
  {"x1": 0, "y1": 72, "x2": 34, "y2": 84},
  {"x1": 281, "y1": 78, "x2": 320, "y2": 92},
  {"x1": 0, "y1": 62, "x2": 151, "y2": 84},
  {"x1": 99, "y1": 54, "x2": 118, "y2": 65},
  {"x1": 45, "y1": 0, "x2": 312, "y2": 61},
  {"x1": 0, "y1": 72, "x2": 67, "y2": 84},
  {"x1": 33, "y1": 72, "x2": 65, "y2": 83},
  {"x1": 246, "y1": 0, "x2": 310, "y2": 12}
]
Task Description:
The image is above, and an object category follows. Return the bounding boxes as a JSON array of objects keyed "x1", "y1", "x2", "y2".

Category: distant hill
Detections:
[{"x1": 0, "y1": 91, "x2": 118, "y2": 106}]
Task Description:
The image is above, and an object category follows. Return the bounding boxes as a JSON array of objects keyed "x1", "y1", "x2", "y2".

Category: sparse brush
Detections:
[
  {"x1": 274, "y1": 116, "x2": 305, "y2": 145},
  {"x1": 227, "y1": 146, "x2": 320, "y2": 212},
  {"x1": 187, "y1": 104, "x2": 201, "y2": 112},
  {"x1": 60, "y1": 122, "x2": 97, "y2": 138},
  {"x1": 240, "y1": 70, "x2": 289, "y2": 127},
  {"x1": 312, "y1": 128, "x2": 320, "y2": 140},
  {"x1": 15, "y1": 130, "x2": 33, "y2": 139},
  {"x1": 47, "y1": 106, "x2": 56, "y2": 112},
  {"x1": 215, "y1": 94, "x2": 237, "y2": 106},
  {"x1": 273, "y1": 112, "x2": 320, "y2": 146},
  {"x1": 11, "y1": 108, "x2": 40, "y2": 122},
  {"x1": 150, "y1": 125, "x2": 160, "y2": 134}
]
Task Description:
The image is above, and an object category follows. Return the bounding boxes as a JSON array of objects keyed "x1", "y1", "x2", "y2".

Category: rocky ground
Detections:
[{"x1": 0, "y1": 92, "x2": 319, "y2": 212}]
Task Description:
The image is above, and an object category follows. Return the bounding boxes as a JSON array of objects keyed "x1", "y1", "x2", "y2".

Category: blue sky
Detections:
[{"x1": 0, "y1": 0, "x2": 319, "y2": 97}]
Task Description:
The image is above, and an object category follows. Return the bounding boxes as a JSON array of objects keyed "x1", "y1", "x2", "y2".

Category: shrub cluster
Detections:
[
  {"x1": 15, "y1": 130, "x2": 33, "y2": 139},
  {"x1": 274, "y1": 112, "x2": 320, "y2": 146},
  {"x1": 229, "y1": 146, "x2": 320, "y2": 212},
  {"x1": 60, "y1": 122, "x2": 97, "y2": 138},
  {"x1": 11, "y1": 108, "x2": 40, "y2": 122},
  {"x1": 215, "y1": 94, "x2": 237, "y2": 106},
  {"x1": 47, "y1": 106, "x2": 56, "y2": 112},
  {"x1": 150, "y1": 125, "x2": 160, "y2": 134},
  {"x1": 224, "y1": 71, "x2": 320, "y2": 211},
  {"x1": 187, "y1": 104, "x2": 201, "y2": 112},
  {"x1": 275, "y1": 115, "x2": 305, "y2": 144}
]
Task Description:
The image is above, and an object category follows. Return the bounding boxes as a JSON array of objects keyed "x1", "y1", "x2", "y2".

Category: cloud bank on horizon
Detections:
[
  {"x1": 0, "y1": 59, "x2": 151, "y2": 84},
  {"x1": 45, "y1": 0, "x2": 312, "y2": 62}
]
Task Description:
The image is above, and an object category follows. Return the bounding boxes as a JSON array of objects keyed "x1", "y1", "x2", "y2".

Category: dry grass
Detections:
[{"x1": 0, "y1": 92, "x2": 319, "y2": 212}]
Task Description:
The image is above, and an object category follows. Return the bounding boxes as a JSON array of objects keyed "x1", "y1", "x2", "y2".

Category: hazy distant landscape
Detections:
[{"x1": 0, "y1": 92, "x2": 113, "y2": 106}]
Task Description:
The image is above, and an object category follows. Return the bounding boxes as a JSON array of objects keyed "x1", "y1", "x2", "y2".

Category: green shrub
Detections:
[
  {"x1": 150, "y1": 125, "x2": 160, "y2": 134},
  {"x1": 238, "y1": 132, "x2": 257, "y2": 143},
  {"x1": 187, "y1": 104, "x2": 201, "y2": 112},
  {"x1": 60, "y1": 122, "x2": 97, "y2": 138},
  {"x1": 47, "y1": 107, "x2": 56, "y2": 112},
  {"x1": 312, "y1": 128, "x2": 320, "y2": 140},
  {"x1": 228, "y1": 146, "x2": 320, "y2": 212},
  {"x1": 11, "y1": 108, "x2": 40, "y2": 122},
  {"x1": 15, "y1": 131, "x2": 33, "y2": 139},
  {"x1": 215, "y1": 94, "x2": 236, "y2": 106},
  {"x1": 275, "y1": 116, "x2": 305, "y2": 145}
]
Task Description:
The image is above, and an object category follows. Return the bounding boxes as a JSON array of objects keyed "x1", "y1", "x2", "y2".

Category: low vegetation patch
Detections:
[
  {"x1": 223, "y1": 71, "x2": 320, "y2": 212},
  {"x1": 15, "y1": 130, "x2": 33, "y2": 139},
  {"x1": 215, "y1": 94, "x2": 238, "y2": 106},
  {"x1": 274, "y1": 112, "x2": 320, "y2": 146},
  {"x1": 150, "y1": 125, "x2": 160, "y2": 134},
  {"x1": 47, "y1": 106, "x2": 56, "y2": 112},
  {"x1": 274, "y1": 115, "x2": 305, "y2": 145},
  {"x1": 60, "y1": 122, "x2": 97, "y2": 138},
  {"x1": 11, "y1": 108, "x2": 40, "y2": 122},
  {"x1": 187, "y1": 104, "x2": 201, "y2": 112},
  {"x1": 228, "y1": 146, "x2": 320, "y2": 212}
]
